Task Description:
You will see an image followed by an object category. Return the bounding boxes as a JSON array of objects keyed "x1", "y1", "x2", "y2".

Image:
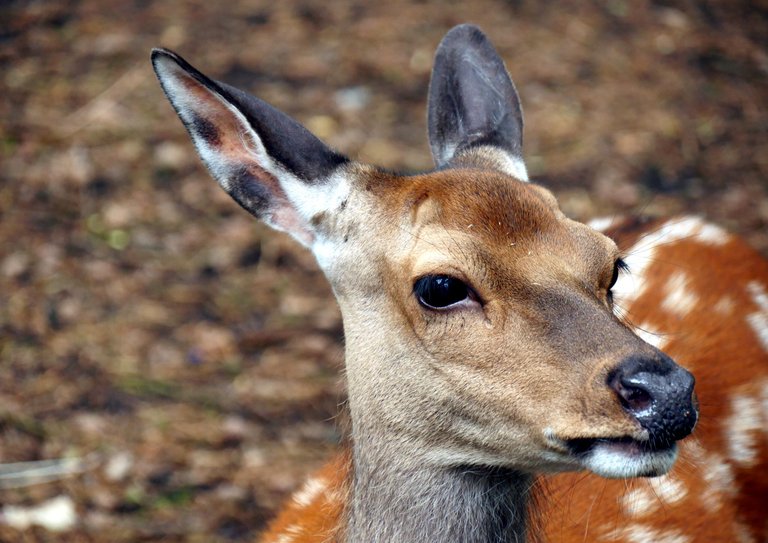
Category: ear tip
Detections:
[
  {"x1": 150, "y1": 48, "x2": 203, "y2": 83},
  {"x1": 446, "y1": 23, "x2": 486, "y2": 38},
  {"x1": 151, "y1": 47, "x2": 181, "y2": 69},
  {"x1": 441, "y1": 24, "x2": 489, "y2": 49},
  {"x1": 150, "y1": 49, "x2": 211, "y2": 93},
  {"x1": 151, "y1": 48, "x2": 174, "y2": 74},
  {"x1": 150, "y1": 47, "x2": 171, "y2": 61}
]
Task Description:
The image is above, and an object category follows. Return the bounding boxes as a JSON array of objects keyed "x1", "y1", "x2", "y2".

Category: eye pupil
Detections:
[{"x1": 414, "y1": 275, "x2": 469, "y2": 309}]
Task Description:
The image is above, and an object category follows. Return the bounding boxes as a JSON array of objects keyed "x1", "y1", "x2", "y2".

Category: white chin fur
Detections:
[{"x1": 582, "y1": 442, "x2": 679, "y2": 479}]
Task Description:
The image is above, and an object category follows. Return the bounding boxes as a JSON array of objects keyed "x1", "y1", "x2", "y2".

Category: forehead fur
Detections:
[
  {"x1": 356, "y1": 167, "x2": 617, "y2": 294},
  {"x1": 367, "y1": 168, "x2": 562, "y2": 244}
]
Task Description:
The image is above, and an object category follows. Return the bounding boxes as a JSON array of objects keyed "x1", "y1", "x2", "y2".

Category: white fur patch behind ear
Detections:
[
  {"x1": 282, "y1": 169, "x2": 351, "y2": 270},
  {"x1": 454, "y1": 146, "x2": 529, "y2": 181},
  {"x1": 280, "y1": 170, "x2": 351, "y2": 225},
  {"x1": 495, "y1": 153, "x2": 528, "y2": 181}
]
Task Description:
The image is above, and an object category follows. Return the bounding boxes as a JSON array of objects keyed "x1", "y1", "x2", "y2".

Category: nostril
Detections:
[
  {"x1": 620, "y1": 381, "x2": 652, "y2": 412},
  {"x1": 610, "y1": 373, "x2": 653, "y2": 413}
]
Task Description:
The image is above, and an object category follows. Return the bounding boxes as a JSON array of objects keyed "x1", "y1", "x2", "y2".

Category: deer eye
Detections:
[
  {"x1": 609, "y1": 258, "x2": 629, "y2": 291},
  {"x1": 414, "y1": 275, "x2": 470, "y2": 309}
]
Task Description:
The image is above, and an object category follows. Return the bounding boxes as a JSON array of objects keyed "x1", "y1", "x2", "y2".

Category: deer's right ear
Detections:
[
  {"x1": 151, "y1": 48, "x2": 350, "y2": 247},
  {"x1": 427, "y1": 25, "x2": 527, "y2": 180}
]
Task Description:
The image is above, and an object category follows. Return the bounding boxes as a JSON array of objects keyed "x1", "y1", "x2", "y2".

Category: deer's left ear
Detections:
[
  {"x1": 427, "y1": 25, "x2": 527, "y2": 181},
  {"x1": 151, "y1": 48, "x2": 351, "y2": 247}
]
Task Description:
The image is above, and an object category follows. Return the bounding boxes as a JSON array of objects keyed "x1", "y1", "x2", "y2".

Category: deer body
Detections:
[{"x1": 152, "y1": 24, "x2": 766, "y2": 543}]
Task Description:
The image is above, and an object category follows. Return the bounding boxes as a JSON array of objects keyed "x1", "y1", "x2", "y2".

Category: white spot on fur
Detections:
[
  {"x1": 725, "y1": 394, "x2": 762, "y2": 467},
  {"x1": 292, "y1": 477, "x2": 327, "y2": 508},
  {"x1": 733, "y1": 521, "x2": 756, "y2": 543},
  {"x1": 696, "y1": 222, "x2": 730, "y2": 245},
  {"x1": 648, "y1": 474, "x2": 687, "y2": 504},
  {"x1": 324, "y1": 487, "x2": 343, "y2": 505},
  {"x1": 274, "y1": 533, "x2": 295, "y2": 543},
  {"x1": 746, "y1": 318, "x2": 768, "y2": 351},
  {"x1": 274, "y1": 522, "x2": 305, "y2": 543},
  {"x1": 632, "y1": 322, "x2": 668, "y2": 350},
  {"x1": 713, "y1": 296, "x2": 735, "y2": 315},
  {"x1": 603, "y1": 523, "x2": 690, "y2": 543},
  {"x1": 616, "y1": 476, "x2": 686, "y2": 518},
  {"x1": 747, "y1": 281, "x2": 768, "y2": 311},
  {"x1": 621, "y1": 486, "x2": 658, "y2": 517},
  {"x1": 661, "y1": 271, "x2": 698, "y2": 317},
  {"x1": 588, "y1": 216, "x2": 618, "y2": 232},
  {"x1": 746, "y1": 281, "x2": 768, "y2": 352},
  {"x1": 613, "y1": 217, "x2": 727, "y2": 308},
  {"x1": 700, "y1": 452, "x2": 736, "y2": 512},
  {"x1": 682, "y1": 438, "x2": 705, "y2": 462},
  {"x1": 762, "y1": 382, "x2": 768, "y2": 435},
  {"x1": 286, "y1": 524, "x2": 304, "y2": 535}
]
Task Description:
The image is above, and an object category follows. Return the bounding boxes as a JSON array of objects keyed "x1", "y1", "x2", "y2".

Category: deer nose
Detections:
[{"x1": 608, "y1": 355, "x2": 698, "y2": 447}]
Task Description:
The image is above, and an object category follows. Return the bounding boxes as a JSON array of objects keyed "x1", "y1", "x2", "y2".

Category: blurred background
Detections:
[{"x1": 1, "y1": 0, "x2": 767, "y2": 540}]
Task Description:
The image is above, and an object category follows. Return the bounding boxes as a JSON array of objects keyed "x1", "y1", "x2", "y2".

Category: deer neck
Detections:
[
  {"x1": 341, "y1": 311, "x2": 531, "y2": 543},
  {"x1": 346, "y1": 434, "x2": 531, "y2": 543}
]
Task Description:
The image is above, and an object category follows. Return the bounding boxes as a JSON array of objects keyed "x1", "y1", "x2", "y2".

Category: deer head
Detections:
[{"x1": 151, "y1": 24, "x2": 697, "y2": 485}]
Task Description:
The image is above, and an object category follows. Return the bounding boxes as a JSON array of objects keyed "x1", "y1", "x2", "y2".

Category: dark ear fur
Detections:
[
  {"x1": 427, "y1": 25, "x2": 525, "y2": 174},
  {"x1": 150, "y1": 48, "x2": 349, "y2": 244}
]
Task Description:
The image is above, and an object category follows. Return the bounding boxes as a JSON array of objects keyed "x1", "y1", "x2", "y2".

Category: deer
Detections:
[{"x1": 151, "y1": 24, "x2": 768, "y2": 543}]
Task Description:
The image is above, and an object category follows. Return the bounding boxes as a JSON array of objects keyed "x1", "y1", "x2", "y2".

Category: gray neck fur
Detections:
[{"x1": 346, "y1": 440, "x2": 532, "y2": 543}]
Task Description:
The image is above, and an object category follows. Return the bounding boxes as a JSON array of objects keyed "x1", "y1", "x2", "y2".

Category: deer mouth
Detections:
[{"x1": 565, "y1": 436, "x2": 679, "y2": 478}]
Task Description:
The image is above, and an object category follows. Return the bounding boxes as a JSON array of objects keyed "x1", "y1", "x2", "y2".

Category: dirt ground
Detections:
[{"x1": 1, "y1": 0, "x2": 766, "y2": 541}]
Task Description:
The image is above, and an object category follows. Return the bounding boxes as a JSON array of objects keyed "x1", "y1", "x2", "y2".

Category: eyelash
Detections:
[
  {"x1": 607, "y1": 258, "x2": 629, "y2": 305},
  {"x1": 609, "y1": 258, "x2": 629, "y2": 290}
]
